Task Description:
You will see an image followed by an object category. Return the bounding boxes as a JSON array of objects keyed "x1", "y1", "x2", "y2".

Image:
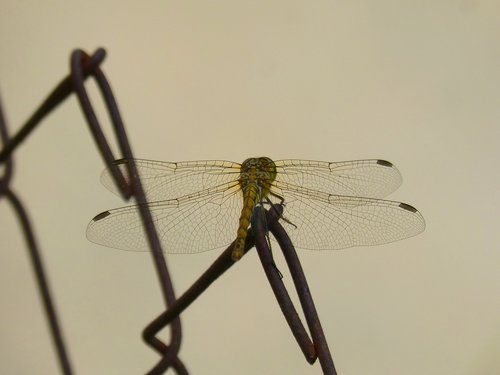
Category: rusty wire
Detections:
[
  {"x1": 0, "y1": 48, "x2": 185, "y2": 374},
  {"x1": 0, "y1": 48, "x2": 337, "y2": 374},
  {"x1": 144, "y1": 203, "x2": 338, "y2": 375},
  {"x1": 1, "y1": 74, "x2": 74, "y2": 374}
]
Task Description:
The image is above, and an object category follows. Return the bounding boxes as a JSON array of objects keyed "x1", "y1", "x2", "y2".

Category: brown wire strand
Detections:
[
  {"x1": 1, "y1": 91, "x2": 73, "y2": 374},
  {"x1": 0, "y1": 48, "x2": 338, "y2": 375},
  {"x1": 0, "y1": 48, "x2": 186, "y2": 374}
]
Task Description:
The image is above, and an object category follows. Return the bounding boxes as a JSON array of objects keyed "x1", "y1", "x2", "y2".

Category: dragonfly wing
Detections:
[
  {"x1": 100, "y1": 159, "x2": 242, "y2": 201},
  {"x1": 87, "y1": 184, "x2": 243, "y2": 253},
  {"x1": 271, "y1": 187, "x2": 425, "y2": 250},
  {"x1": 274, "y1": 159, "x2": 403, "y2": 199}
]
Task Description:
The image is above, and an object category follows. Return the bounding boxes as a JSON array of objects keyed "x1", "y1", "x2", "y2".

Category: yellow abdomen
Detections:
[{"x1": 231, "y1": 157, "x2": 277, "y2": 261}]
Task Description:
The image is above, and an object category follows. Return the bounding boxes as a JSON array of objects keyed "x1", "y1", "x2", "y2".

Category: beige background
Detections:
[{"x1": 1, "y1": 1, "x2": 499, "y2": 374}]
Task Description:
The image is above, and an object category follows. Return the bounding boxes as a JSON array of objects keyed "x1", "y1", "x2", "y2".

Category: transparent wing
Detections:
[
  {"x1": 101, "y1": 158, "x2": 401, "y2": 201},
  {"x1": 87, "y1": 182, "x2": 243, "y2": 253},
  {"x1": 269, "y1": 184, "x2": 425, "y2": 250},
  {"x1": 89, "y1": 157, "x2": 423, "y2": 253},
  {"x1": 274, "y1": 159, "x2": 402, "y2": 199},
  {"x1": 100, "y1": 159, "x2": 242, "y2": 201}
]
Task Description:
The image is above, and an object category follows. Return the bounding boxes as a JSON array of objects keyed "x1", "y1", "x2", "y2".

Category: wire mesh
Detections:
[{"x1": 0, "y1": 47, "x2": 337, "y2": 374}]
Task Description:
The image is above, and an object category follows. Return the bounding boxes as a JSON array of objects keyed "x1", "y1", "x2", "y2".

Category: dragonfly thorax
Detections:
[{"x1": 239, "y1": 157, "x2": 277, "y2": 195}]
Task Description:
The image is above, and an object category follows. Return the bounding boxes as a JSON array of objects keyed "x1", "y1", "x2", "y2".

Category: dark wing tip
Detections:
[
  {"x1": 399, "y1": 202, "x2": 418, "y2": 213},
  {"x1": 92, "y1": 211, "x2": 111, "y2": 222},
  {"x1": 376, "y1": 160, "x2": 394, "y2": 168}
]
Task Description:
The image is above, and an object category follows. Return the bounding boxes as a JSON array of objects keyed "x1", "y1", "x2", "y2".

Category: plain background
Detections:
[{"x1": 1, "y1": 1, "x2": 499, "y2": 374}]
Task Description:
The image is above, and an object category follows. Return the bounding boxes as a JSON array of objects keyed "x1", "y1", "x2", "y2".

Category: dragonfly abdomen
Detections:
[
  {"x1": 232, "y1": 157, "x2": 277, "y2": 261},
  {"x1": 232, "y1": 183, "x2": 260, "y2": 261}
]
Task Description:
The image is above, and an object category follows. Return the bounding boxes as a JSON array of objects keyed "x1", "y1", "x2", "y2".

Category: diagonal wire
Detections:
[
  {"x1": 1, "y1": 47, "x2": 339, "y2": 375},
  {"x1": 266, "y1": 208, "x2": 337, "y2": 374},
  {"x1": 0, "y1": 48, "x2": 186, "y2": 374},
  {"x1": 69, "y1": 49, "x2": 184, "y2": 374},
  {"x1": 0, "y1": 94, "x2": 73, "y2": 374}
]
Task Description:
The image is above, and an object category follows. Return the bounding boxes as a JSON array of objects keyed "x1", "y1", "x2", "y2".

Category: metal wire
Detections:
[
  {"x1": 144, "y1": 204, "x2": 338, "y2": 374},
  {"x1": 0, "y1": 47, "x2": 337, "y2": 375},
  {"x1": 69, "y1": 49, "x2": 185, "y2": 375},
  {"x1": 1, "y1": 71, "x2": 74, "y2": 375},
  {"x1": 0, "y1": 48, "x2": 186, "y2": 374},
  {"x1": 264, "y1": 207, "x2": 337, "y2": 374}
]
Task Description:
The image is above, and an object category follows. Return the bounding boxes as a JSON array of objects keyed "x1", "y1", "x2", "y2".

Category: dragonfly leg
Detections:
[{"x1": 267, "y1": 194, "x2": 297, "y2": 229}]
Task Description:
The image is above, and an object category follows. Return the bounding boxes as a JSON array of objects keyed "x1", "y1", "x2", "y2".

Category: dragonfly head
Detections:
[{"x1": 239, "y1": 157, "x2": 277, "y2": 194}]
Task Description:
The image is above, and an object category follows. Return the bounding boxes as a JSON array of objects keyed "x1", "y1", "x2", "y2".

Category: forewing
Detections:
[
  {"x1": 274, "y1": 159, "x2": 402, "y2": 199},
  {"x1": 270, "y1": 186, "x2": 425, "y2": 250},
  {"x1": 100, "y1": 158, "x2": 241, "y2": 201},
  {"x1": 87, "y1": 182, "x2": 243, "y2": 253}
]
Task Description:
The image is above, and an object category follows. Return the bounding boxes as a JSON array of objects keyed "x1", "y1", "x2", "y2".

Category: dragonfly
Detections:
[{"x1": 87, "y1": 157, "x2": 425, "y2": 261}]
